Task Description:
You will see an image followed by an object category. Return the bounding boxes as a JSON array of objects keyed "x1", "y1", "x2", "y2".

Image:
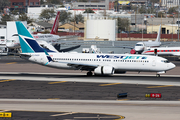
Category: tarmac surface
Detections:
[
  {"x1": 0, "y1": 56, "x2": 180, "y2": 120},
  {"x1": 0, "y1": 79, "x2": 180, "y2": 100},
  {"x1": 0, "y1": 109, "x2": 124, "y2": 120}
]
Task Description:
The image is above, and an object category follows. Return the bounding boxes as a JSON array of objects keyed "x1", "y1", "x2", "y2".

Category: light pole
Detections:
[
  {"x1": 172, "y1": 16, "x2": 174, "y2": 41},
  {"x1": 151, "y1": 18, "x2": 153, "y2": 34}
]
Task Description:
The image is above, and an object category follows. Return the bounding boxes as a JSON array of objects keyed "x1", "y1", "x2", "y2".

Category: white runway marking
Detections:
[
  {"x1": 51, "y1": 112, "x2": 77, "y2": 116},
  {"x1": 0, "y1": 72, "x2": 180, "y2": 86}
]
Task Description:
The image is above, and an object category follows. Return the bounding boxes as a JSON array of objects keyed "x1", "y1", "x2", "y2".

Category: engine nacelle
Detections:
[{"x1": 94, "y1": 66, "x2": 115, "y2": 75}]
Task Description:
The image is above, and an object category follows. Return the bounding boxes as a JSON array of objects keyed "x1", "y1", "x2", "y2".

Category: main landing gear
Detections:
[
  {"x1": 156, "y1": 74, "x2": 160, "y2": 77},
  {"x1": 87, "y1": 71, "x2": 93, "y2": 76}
]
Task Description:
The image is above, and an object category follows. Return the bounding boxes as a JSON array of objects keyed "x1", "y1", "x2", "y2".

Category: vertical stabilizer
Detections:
[
  {"x1": 50, "y1": 11, "x2": 60, "y2": 34},
  {"x1": 16, "y1": 21, "x2": 55, "y2": 53},
  {"x1": 155, "y1": 24, "x2": 161, "y2": 42}
]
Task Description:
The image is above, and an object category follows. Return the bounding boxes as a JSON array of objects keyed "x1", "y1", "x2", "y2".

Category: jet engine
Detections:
[{"x1": 94, "y1": 66, "x2": 115, "y2": 75}]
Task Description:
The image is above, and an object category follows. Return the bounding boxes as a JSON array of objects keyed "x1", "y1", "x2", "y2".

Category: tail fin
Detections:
[
  {"x1": 44, "y1": 49, "x2": 53, "y2": 62},
  {"x1": 50, "y1": 11, "x2": 60, "y2": 35},
  {"x1": 16, "y1": 21, "x2": 55, "y2": 53},
  {"x1": 155, "y1": 24, "x2": 161, "y2": 42}
]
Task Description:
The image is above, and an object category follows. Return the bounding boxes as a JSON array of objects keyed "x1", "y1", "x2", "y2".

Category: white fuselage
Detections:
[
  {"x1": 33, "y1": 34, "x2": 60, "y2": 43},
  {"x1": 142, "y1": 47, "x2": 180, "y2": 56},
  {"x1": 6, "y1": 33, "x2": 60, "y2": 49},
  {"x1": 21, "y1": 53, "x2": 175, "y2": 73}
]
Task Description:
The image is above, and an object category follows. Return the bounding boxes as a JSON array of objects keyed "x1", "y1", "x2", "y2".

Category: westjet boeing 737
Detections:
[{"x1": 16, "y1": 21, "x2": 175, "y2": 77}]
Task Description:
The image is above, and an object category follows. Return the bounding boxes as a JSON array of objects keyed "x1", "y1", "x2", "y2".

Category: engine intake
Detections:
[{"x1": 94, "y1": 66, "x2": 115, "y2": 75}]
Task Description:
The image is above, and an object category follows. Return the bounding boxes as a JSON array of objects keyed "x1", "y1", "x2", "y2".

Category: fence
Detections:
[{"x1": 36, "y1": 32, "x2": 179, "y2": 40}]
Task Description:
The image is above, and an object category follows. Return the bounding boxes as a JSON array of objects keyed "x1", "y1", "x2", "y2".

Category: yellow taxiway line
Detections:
[
  {"x1": 6, "y1": 62, "x2": 17, "y2": 65},
  {"x1": 147, "y1": 85, "x2": 173, "y2": 88},
  {"x1": 99, "y1": 83, "x2": 122, "y2": 86},
  {"x1": 116, "y1": 99, "x2": 129, "y2": 101},
  {"x1": 0, "y1": 79, "x2": 16, "y2": 82},
  {"x1": 48, "y1": 81, "x2": 67, "y2": 84},
  {"x1": 47, "y1": 98, "x2": 60, "y2": 100}
]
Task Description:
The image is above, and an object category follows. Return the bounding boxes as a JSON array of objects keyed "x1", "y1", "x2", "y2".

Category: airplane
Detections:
[
  {"x1": 6, "y1": 11, "x2": 61, "y2": 49},
  {"x1": 130, "y1": 25, "x2": 162, "y2": 54},
  {"x1": 16, "y1": 21, "x2": 175, "y2": 77},
  {"x1": 6, "y1": 12, "x2": 81, "y2": 53},
  {"x1": 142, "y1": 46, "x2": 180, "y2": 56}
]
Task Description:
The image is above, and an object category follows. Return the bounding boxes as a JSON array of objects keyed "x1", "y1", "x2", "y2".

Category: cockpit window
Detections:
[
  {"x1": 135, "y1": 44, "x2": 143, "y2": 46},
  {"x1": 161, "y1": 60, "x2": 169, "y2": 63}
]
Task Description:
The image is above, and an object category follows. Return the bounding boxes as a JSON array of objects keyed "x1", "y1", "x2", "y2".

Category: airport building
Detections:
[
  {"x1": 84, "y1": 18, "x2": 117, "y2": 41},
  {"x1": 9, "y1": 0, "x2": 40, "y2": 12},
  {"x1": 147, "y1": 24, "x2": 179, "y2": 34},
  {"x1": 72, "y1": 0, "x2": 110, "y2": 10},
  {"x1": 161, "y1": 0, "x2": 180, "y2": 8}
]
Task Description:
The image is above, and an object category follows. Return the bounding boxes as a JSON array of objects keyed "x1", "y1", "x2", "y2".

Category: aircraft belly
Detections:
[{"x1": 46, "y1": 62, "x2": 71, "y2": 69}]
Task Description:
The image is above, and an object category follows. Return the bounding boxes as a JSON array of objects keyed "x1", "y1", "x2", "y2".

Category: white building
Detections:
[
  {"x1": 0, "y1": 28, "x2": 6, "y2": 45},
  {"x1": 0, "y1": 27, "x2": 7, "y2": 55},
  {"x1": 85, "y1": 18, "x2": 117, "y2": 41},
  {"x1": 161, "y1": 0, "x2": 180, "y2": 8}
]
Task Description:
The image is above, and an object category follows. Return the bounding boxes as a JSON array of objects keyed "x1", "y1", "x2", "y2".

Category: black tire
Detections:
[
  {"x1": 156, "y1": 74, "x2": 160, "y2": 77},
  {"x1": 87, "y1": 71, "x2": 93, "y2": 76}
]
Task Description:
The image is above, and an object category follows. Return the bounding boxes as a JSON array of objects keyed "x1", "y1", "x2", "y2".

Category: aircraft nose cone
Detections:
[
  {"x1": 169, "y1": 63, "x2": 176, "y2": 70},
  {"x1": 6, "y1": 43, "x2": 12, "y2": 48},
  {"x1": 134, "y1": 46, "x2": 143, "y2": 52}
]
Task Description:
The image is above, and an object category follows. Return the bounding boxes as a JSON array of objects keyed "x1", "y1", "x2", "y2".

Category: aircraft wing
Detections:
[
  {"x1": 161, "y1": 42, "x2": 172, "y2": 46},
  {"x1": 59, "y1": 45, "x2": 81, "y2": 52},
  {"x1": 53, "y1": 44, "x2": 81, "y2": 52},
  {"x1": 115, "y1": 46, "x2": 134, "y2": 49},
  {"x1": 20, "y1": 53, "x2": 31, "y2": 57},
  {"x1": 54, "y1": 61, "x2": 98, "y2": 71},
  {"x1": 20, "y1": 53, "x2": 32, "y2": 59},
  {"x1": 67, "y1": 62, "x2": 98, "y2": 71},
  {"x1": 45, "y1": 49, "x2": 98, "y2": 71}
]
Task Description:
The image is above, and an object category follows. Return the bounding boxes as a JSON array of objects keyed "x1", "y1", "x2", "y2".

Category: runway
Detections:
[
  {"x1": 0, "y1": 57, "x2": 180, "y2": 120},
  {"x1": 0, "y1": 99, "x2": 180, "y2": 120}
]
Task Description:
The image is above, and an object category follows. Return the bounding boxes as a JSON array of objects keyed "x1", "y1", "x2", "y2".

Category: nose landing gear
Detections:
[{"x1": 156, "y1": 74, "x2": 160, "y2": 77}]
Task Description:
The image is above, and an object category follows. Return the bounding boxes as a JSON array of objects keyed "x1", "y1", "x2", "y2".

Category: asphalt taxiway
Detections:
[{"x1": 0, "y1": 56, "x2": 180, "y2": 120}]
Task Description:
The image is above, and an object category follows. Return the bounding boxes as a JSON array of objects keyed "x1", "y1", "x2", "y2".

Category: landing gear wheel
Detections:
[
  {"x1": 156, "y1": 74, "x2": 160, "y2": 77},
  {"x1": 87, "y1": 71, "x2": 93, "y2": 76}
]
